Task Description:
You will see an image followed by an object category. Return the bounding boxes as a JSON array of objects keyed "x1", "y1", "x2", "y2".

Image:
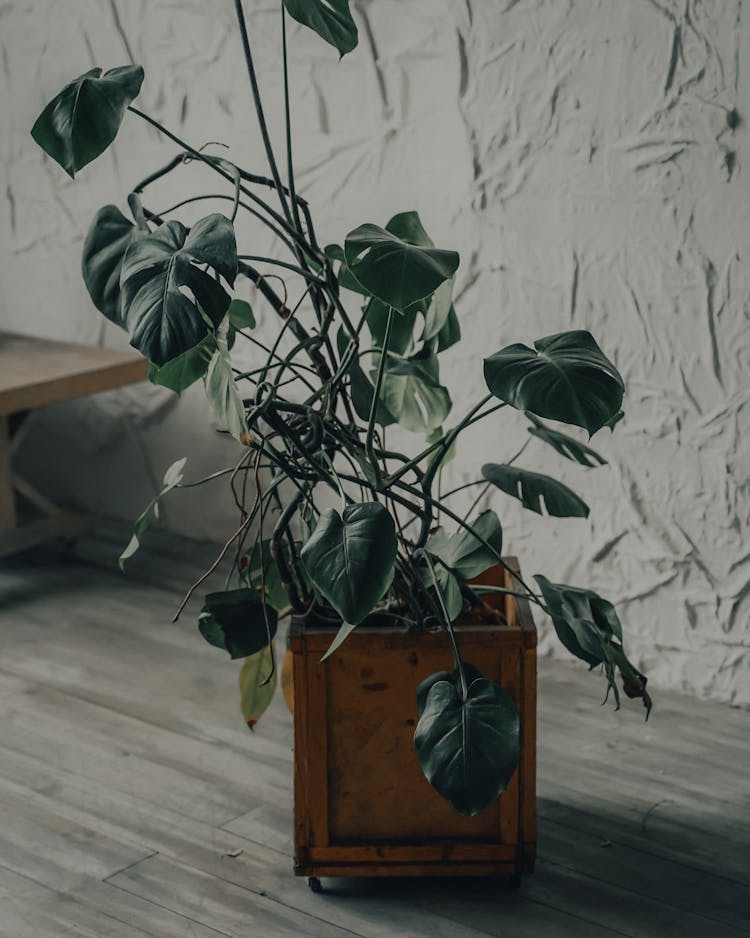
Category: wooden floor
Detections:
[{"x1": 0, "y1": 536, "x2": 748, "y2": 937}]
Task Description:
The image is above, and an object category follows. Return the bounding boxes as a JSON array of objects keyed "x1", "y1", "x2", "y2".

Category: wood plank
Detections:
[{"x1": 0, "y1": 333, "x2": 147, "y2": 416}]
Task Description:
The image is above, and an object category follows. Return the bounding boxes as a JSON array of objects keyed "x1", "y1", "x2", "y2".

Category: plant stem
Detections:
[{"x1": 366, "y1": 306, "x2": 394, "y2": 476}]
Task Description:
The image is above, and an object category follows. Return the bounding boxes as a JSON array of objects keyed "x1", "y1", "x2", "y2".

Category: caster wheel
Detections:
[{"x1": 307, "y1": 876, "x2": 323, "y2": 893}]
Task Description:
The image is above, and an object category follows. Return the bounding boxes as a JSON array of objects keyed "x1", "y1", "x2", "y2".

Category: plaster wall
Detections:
[{"x1": 2, "y1": 0, "x2": 749, "y2": 705}]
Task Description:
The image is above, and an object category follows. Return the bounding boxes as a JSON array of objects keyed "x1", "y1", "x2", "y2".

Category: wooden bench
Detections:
[{"x1": 0, "y1": 333, "x2": 148, "y2": 559}]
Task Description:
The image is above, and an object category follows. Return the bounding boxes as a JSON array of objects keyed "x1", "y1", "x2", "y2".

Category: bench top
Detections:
[{"x1": 0, "y1": 333, "x2": 148, "y2": 416}]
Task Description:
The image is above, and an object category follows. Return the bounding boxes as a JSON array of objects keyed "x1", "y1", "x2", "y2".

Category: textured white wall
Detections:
[{"x1": 3, "y1": 0, "x2": 749, "y2": 706}]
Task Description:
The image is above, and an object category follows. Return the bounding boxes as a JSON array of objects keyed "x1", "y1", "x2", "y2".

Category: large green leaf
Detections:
[
  {"x1": 376, "y1": 346, "x2": 452, "y2": 434},
  {"x1": 336, "y1": 328, "x2": 396, "y2": 426},
  {"x1": 482, "y1": 463, "x2": 589, "y2": 518},
  {"x1": 414, "y1": 668, "x2": 520, "y2": 815},
  {"x1": 427, "y1": 510, "x2": 503, "y2": 578},
  {"x1": 204, "y1": 324, "x2": 248, "y2": 440},
  {"x1": 300, "y1": 502, "x2": 397, "y2": 624},
  {"x1": 81, "y1": 205, "x2": 140, "y2": 326},
  {"x1": 121, "y1": 214, "x2": 236, "y2": 365},
  {"x1": 282, "y1": 0, "x2": 358, "y2": 57},
  {"x1": 238, "y1": 645, "x2": 277, "y2": 729},
  {"x1": 344, "y1": 223, "x2": 459, "y2": 313},
  {"x1": 198, "y1": 588, "x2": 277, "y2": 660},
  {"x1": 526, "y1": 414, "x2": 606, "y2": 467},
  {"x1": 119, "y1": 457, "x2": 186, "y2": 569},
  {"x1": 227, "y1": 298, "x2": 255, "y2": 331},
  {"x1": 484, "y1": 331, "x2": 624, "y2": 435},
  {"x1": 534, "y1": 575, "x2": 651, "y2": 716},
  {"x1": 422, "y1": 278, "x2": 455, "y2": 343},
  {"x1": 31, "y1": 66, "x2": 144, "y2": 177}
]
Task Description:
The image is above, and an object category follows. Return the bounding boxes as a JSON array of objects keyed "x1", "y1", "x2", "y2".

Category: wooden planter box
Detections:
[{"x1": 290, "y1": 557, "x2": 537, "y2": 882}]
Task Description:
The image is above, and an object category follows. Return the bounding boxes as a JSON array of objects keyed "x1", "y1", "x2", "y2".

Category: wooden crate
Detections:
[{"x1": 290, "y1": 558, "x2": 537, "y2": 881}]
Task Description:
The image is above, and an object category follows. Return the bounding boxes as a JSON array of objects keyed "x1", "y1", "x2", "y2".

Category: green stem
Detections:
[{"x1": 366, "y1": 306, "x2": 394, "y2": 476}]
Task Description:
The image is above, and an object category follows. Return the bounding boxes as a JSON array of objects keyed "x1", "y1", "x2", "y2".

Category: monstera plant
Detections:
[{"x1": 31, "y1": 0, "x2": 650, "y2": 817}]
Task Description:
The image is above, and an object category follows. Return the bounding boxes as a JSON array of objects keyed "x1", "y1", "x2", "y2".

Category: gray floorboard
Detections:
[{"x1": 1, "y1": 540, "x2": 748, "y2": 937}]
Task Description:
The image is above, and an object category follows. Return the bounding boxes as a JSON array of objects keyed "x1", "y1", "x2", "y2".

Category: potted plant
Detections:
[{"x1": 30, "y1": 0, "x2": 651, "y2": 889}]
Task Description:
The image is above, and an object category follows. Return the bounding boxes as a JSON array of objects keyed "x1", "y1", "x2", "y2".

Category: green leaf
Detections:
[
  {"x1": 414, "y1": 668, "x2": 520, "y2": 816},
  {"x1": 121, "y1": 214, "x2": 236, "y2": 365},
  {"x1": 336, "y1": 328, "x2": 396, "y2": 426},
  {"x1": 31, "y1": 65, "x2": 144, "y2": 177},
  {"x1": 198, "y1": 588, "x2": 278, "y2": 660},
  {"x1": 227, "y1": 298, "x2": 255, "y2": 330},
  {"x1": 344, "y1": 223, "x2": 459, "y2": 312},
  {"x1": 427, "y1": 510, "x2": 503, "y2": 579},
  {"x1": 435, "y1": 304, "x2": 461, "y2": 352},
  {"x1": 419, "y1": 561, "x2": 464, "y2": 621},
  {"x1": 385, "y1": 210, "x2": 434, "y2": 247},
  {"x1": 366, "y1": 297, "x2": 416, "y2": 355},
  {"x1": 526, "y1": 414, "x2": 606, "y2": 467},
  {"x1": 484, "y1": 330, "x2": 624, "y2": 435},
  {"x1": 482, "y1": 463, "x2": 589, "y2": 518},
  {"x1": 238, "y1": 645, "x2": 277, "y2": 728},
  {"x1": 376, "y1": 346, "x2": 452, "y2": 434},
  {"x1": 282, "y1": 0, "x2": 358, "y2": 57},
  {"x1": 300, "y1": 502, "x2": 397, "y2": 624},
  {"x1": 325, "y1": 243, "x2": 370, "y2": 295},
  {"x1": 422, "y1": 278, "x2": 455, "y2": 343},
  {"x1": 119, "y1": 457, "x2": 186, "y2": 569},
  {"x1": 534, "y1": 575, "x2": 651, "y2": 716},
  {"x1": 81, "y1": 205, "x2": 140, "y2": 326},
  {"x1": 204, "y1": 323, "x2": 248, "y2": 441},
  {"x1": 321, "y1": 621, "x2": 357, "y2": 661},
  {"x1": 148, "y1": 333, "x2": 216, "y2": 394}
]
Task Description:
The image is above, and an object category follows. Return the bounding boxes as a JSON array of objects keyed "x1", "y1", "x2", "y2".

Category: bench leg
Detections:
[{"x1": 0, "y1": 412, "x2": 90, "y2": 559}]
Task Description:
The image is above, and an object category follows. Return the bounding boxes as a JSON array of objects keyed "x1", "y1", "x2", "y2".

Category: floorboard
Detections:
[{"x1": 1, "y1": 538, "x2": 748, "y2": 937}]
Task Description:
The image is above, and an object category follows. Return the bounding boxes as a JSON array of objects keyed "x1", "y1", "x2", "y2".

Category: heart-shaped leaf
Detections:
[
  {"x1": 121, "y1": 214, "x2": 236, "y2": 365},
  {"x1": 198, "y1": 588, "x2": 278, "y2": 660},
  {"x1": 484, "y1": 331, "x2": 624, "y2": 435},
  {"x1": 427, "y1": 510, "x2": 503, "y2": 579},
  {"x1": 238, "y1": 645, "x2": 277, "y2": 729},
  {"x1": 526, "y1": 414, "x2": 606, "y2": 467},
  {"x1": 344, "y1": 223, "x2": 459, "y2": 312},
  {"x1": 31, "y1": 66, "x2": 144, "y2": 177},
  {"x1": 414, "y1": 668, "x2": 520, "y2": 816},
  {"x1": 81, "y1": 205, "x2": 140, "y2": 326},
  {"x1": 300, "y1": 502, "x2": 397, "y2": 624},
  {"x1": 282, "y1": 0, "x2": 358, "y2": 57},
  {"x1": 482, "y1": 463, "x2": 589, "y2": 518}
]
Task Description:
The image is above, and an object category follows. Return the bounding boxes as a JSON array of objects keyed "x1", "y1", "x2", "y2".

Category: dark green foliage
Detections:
[{"x1": 198, "y1": 588, "x2": 278, "y2": 659}]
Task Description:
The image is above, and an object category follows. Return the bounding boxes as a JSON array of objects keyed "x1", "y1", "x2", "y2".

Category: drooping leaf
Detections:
[
  {"x1": 81, "y1": 205, "x2": 140, "y2": 326},
  {"x1": 227, "y1": 298, "x2": 255, "y2": 330},
  {"x1": 282, "y1": 0, "x2": 358, "y2": 57},
  {"x1": 427, "y1": 510, "x2": 503, "y2": 579},
  {"x1": 414, "y1": 668, "x2": 520, "y2": 815},
  {"x1": 534, "y1": 575, "x2": 651, "y2": 716},
  {"x1": 484, "y1": 330, "x2": 624, "y2": 435},
  {"x1": 148, "y1": 333, "x2": 216, "y2": 394},
  {"x1": 300, "y1": 502, "x2": 397, "y2": 624},
  {"x1": 119, "y1": 457, "x2": 187, "y2": 569},
  {"x1": 31, "y1": 65, "x2": 144, "y2": 177},
  {"x1": 344, "y1": 223, "x2": 459, "y2": 312},
  {"x1": 204, "y1": 324, "x2": 248, "y2": 440},
  {"x1": 482, "y1": 463, "x2": 589, "y2": 518},
  {"x1": 121, "y1": 214, "x2": 236, "y2": 365},
  {"x1": 198, "y1": 588, "x2": 278, "y2": 660},
  {"x1": 526, "y1": 414, "x2": 606, "y2": 467},
  {"x1": 238, "y1": 645, "x2": 277, "y2": 728}
]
